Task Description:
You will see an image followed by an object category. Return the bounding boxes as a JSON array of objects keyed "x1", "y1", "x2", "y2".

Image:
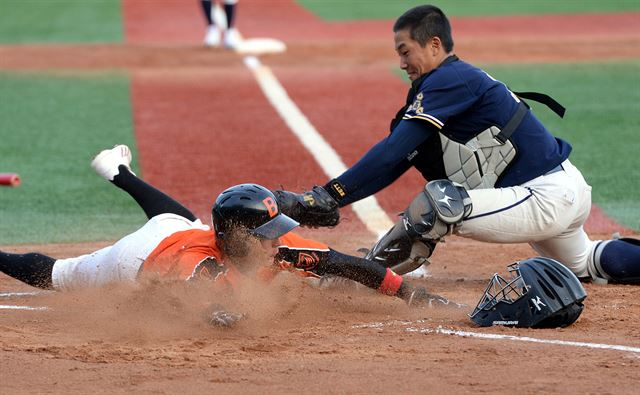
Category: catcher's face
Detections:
[{"x1": 395, "y1": 28, "x2": 445, "y2": 81}]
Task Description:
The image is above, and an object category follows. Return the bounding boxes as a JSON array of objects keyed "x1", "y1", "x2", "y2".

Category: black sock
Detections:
[
  {"x1": 0, "y1": 251, "x2": 55, "y2": 289},
  {"x1": 111, "y1": 165, "x2": 197, "y2": 221},
  {"x1": 224, "y1": 3, "x2": 236, "y2": 28},
  {"x1": 201, "y1": 0, "x2": 214, "y2": 25},
  {"x1": 598, "y1": 238, "x2": 640, "y2": 283}
]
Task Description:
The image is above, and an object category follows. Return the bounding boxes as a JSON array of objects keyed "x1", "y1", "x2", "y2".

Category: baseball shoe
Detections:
[
  {"x1": 223, "y1": 27, "x2": 241, "y2": 49},
  {"x1": 91, "y1": 144, "x2": 134, "y2": 181},
  {"x1": 204, "y1": 25, "x2": 221, "y2": 47}
]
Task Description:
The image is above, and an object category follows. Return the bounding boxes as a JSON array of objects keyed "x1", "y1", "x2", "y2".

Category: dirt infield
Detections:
[{"x1": 1, "y1": 1, "x2": 639, "y2": 393}]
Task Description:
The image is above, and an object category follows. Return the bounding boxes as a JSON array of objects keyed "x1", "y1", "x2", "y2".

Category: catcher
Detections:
[
  {"x1": 273, "y1": 4, "x2": 640, "y2": 283},
  {"x1": 0, "y1": 145, "x2": 457, "y2": 323}
]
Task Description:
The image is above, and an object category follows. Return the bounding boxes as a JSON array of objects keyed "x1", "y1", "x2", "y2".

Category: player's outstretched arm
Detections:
[
  {"x1": 316, "y1": 250, "x2": 461, "y2": 308},
  {"x1": 276, "y1": 233, "x2": 461, "y2": 307}
]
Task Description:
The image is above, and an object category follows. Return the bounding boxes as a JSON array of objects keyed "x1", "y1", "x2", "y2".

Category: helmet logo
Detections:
[
  {"x1": 263, "y1": 197, "x2": 278, "y2": 218},
  {"x1": 531, "y1": 295, "x2": 547, "y2": 311}
]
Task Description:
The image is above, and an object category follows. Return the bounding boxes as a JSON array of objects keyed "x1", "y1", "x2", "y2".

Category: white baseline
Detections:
[{"x1": 354, "y1": 320, "x2": 640, "y2": 355}]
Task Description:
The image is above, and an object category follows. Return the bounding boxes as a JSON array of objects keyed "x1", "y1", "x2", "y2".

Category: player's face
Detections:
[
  {"x1": 394, "y1": 28, "x2": 441, "y2": 81},
  {"x1": 259, "y1": 238, "x2": 280, "y2": 258}
]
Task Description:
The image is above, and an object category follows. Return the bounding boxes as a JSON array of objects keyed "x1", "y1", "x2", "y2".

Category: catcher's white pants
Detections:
[
  {"x1": 457, "y1": 159, "x2": 596, "y2": 277},
  {"x1": 51, "y1": 214, "x2": 209, "y2": 290}
]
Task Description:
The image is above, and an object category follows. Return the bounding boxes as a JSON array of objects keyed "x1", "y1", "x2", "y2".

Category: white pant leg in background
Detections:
[
  {"x1": 457, "y1": 160, "x2": 596, "y2": 277},
  {"x1": 52, "y1": 214, "x2": 209, "y2": 290}
]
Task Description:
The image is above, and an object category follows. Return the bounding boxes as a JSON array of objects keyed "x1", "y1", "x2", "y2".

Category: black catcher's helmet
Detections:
[
  {"x1": 469, "y1": 257, "x2": 587, "y2": 328},
  {"x1": 212, "y1": 184, "x2": 299, "y2": 255}
]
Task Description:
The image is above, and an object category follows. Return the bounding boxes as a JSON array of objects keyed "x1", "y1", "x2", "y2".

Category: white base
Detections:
[{"x1": 235, "y1": 38, "x2": 287, "y2": 55}]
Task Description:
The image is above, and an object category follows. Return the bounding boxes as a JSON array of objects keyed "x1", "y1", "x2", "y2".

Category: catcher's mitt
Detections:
[{"x1": 273, "y1": 185, "x2": 340, "y2": 227}]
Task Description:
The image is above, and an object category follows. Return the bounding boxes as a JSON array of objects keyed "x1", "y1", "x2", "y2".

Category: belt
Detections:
[{"x1": 544, "y1": 163, "x2": 564, "y2": 176}]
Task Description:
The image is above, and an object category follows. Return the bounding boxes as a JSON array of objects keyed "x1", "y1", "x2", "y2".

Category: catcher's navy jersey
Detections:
[
  {"x1": 403, "y1": 57, "x2": 571, "y2": 187},
  {"x1": 335, "y1": 57, "x2": 572, "y2": 206}
]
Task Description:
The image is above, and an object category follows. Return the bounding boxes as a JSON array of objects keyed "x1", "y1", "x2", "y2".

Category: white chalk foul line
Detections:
[
  {"x1": 0, "y1": 291, "x2": 48, "y2": 299},
  {"x1": 354, "y1": 320, "x2": 640, "y2": 355},
  {"x1": 0, "y1": 305, "x2": 49, "y2": 311},
  {"x1": 0, "y1": 291, "x2": 50, "y2": 310},
  {"x1": 243, "y1": 55, "x2": 394, "y2": 236},
  {"x1": 415, "y1": 327, "x2": 640, "y2": 355}
]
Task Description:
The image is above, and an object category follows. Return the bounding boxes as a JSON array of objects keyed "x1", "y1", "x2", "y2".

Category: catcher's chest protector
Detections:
[
  {"x1": 439, "y1": 100, "x2": 528, "y2": 190},
  {"x1": 439, "y1": 126, "x2": 516, "y2": 190}
]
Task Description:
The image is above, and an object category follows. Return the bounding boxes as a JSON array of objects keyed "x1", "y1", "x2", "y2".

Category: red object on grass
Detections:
[{"x1": 0, "y1": 173, "x2": 21, "y2": 187}]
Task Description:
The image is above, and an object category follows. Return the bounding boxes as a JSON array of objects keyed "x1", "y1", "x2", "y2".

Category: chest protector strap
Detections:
[{"x1": 440, "y1": 101, "x2": 528, "y2": 190}]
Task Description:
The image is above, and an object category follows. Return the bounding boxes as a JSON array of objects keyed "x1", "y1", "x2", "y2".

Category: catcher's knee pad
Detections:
[
  {"x1": 404, "y1": 180, "x2": 473, "y2": 240},
  {"x1": 364, "y1": 180, "x2": 472, "y2": 274},
  {"x1": 365, "y1": 219, "x2": 438, "y2": 274},
  {"x1": 365, "y1": 219, "x2": 412, "y2": 266}
]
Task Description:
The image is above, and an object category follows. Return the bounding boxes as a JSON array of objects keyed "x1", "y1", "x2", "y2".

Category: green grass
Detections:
[
  {"x1": 297, "y1": 0, "x2": 640, "y2": 20},
  {"x1": 0, "y1": 0, "x2": 122, "y2": 44},
  {"x1": 0, "y1": 72, "x2": 144, "y2": 245},
  {"x1": 393, "y1": 61, "x2": 640, "y2": 230}
]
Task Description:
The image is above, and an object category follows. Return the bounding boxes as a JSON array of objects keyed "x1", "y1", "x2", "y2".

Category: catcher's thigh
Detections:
[
  {"x1": 52, "y1": 214, "x2": 208, "y2": 290},
  {"x1": 457, "y1": 160, "x2": 594, "y2": 276},
  {"x1": 459, "y1": 160, "x2": 591, "y2": 241}
]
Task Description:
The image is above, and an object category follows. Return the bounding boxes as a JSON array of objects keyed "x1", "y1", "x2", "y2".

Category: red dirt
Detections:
[{"x1": 1, "y1": 0, "x2": 639, "y2": 393}]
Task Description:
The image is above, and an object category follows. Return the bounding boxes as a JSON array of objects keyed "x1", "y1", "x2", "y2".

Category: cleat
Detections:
[
  {"x1": 223, "y1": 27, "x2": 241, "y2": 49},
  {"x1": 204, "y1": 25, "x2": 221, "y2": 47},
  {"x1": 91, "y1": 145, "x2": 134, "y2": 181}
]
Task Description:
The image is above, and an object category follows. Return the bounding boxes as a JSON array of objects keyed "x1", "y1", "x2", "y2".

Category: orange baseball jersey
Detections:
[{"x1": 140, "y1": 228, "x2": 330, "y2": 287}]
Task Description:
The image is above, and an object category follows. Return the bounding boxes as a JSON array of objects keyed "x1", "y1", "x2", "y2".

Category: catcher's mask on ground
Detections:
[
  {"x1": 469, "y1": 257, "x2": 587, "y2": 328},
  {"x1": 212, "y1": 183, "x2": 299, "y2": 257}
]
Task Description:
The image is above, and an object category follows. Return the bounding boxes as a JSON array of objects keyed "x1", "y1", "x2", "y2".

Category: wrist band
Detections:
[
  {"x1": 378, "y1": 268, "x2": 403, "y2": 296},
  {"x1": 324, "y1": 179, "x2": 347, "y2": 202}
]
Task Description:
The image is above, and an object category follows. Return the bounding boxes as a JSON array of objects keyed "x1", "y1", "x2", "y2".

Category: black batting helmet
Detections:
[
  {"x1": 212, "y1": 183, "x2": 299, "y2": 241},
  {"x1": 469, "y1": 257, "x2": 587, "y2": 328}
]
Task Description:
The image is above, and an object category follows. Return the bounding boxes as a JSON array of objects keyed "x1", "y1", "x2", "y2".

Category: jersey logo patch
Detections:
[
  {"x1": 188, "y1": 256, "x2": 227, "y2": 282},
  {"x1": 407, "y1": 92, "x2": 424, "y2": 114}
]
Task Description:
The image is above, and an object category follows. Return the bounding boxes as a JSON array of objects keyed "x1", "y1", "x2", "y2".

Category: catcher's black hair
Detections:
[{"x1": 393, "y1": 5, "x2": 454, "y2": 52}]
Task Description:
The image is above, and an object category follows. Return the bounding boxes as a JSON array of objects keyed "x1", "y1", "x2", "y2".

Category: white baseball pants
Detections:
[
  {"x1": 458, "y1": 159, "x2": 596, "y2": 277},
  {"x1": 51, "y1": 214, "x2": 209, "y2": 290}
]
